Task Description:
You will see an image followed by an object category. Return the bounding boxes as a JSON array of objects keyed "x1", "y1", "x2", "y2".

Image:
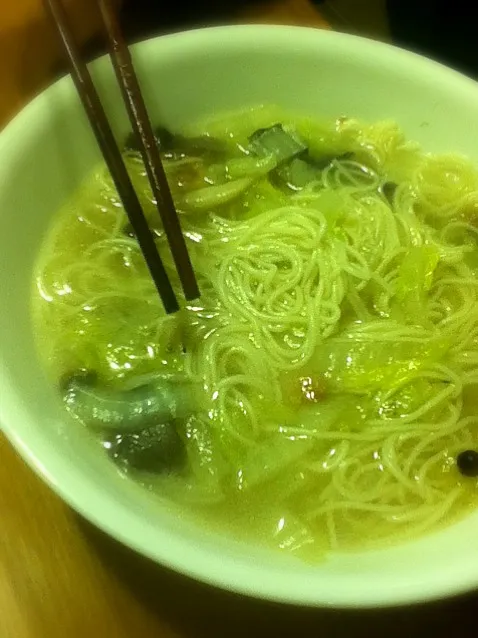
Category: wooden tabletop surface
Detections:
[{"x1": 1, "y1": 2, "x2": 477, "y2": 637}]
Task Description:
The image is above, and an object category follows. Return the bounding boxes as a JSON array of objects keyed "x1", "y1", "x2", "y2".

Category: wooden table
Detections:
[{"x1": 0, "y1": 2, "x2": 476, "y2": 636}]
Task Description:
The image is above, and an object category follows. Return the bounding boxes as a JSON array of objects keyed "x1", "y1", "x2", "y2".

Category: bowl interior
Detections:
[{"x1": 1, "y1": 26, "x2": 478, "y2": 607}]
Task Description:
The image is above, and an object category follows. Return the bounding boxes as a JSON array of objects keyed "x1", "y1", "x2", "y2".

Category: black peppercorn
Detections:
[{"x1": 457, "y1": 450, "x2": 478, "y2": 477}]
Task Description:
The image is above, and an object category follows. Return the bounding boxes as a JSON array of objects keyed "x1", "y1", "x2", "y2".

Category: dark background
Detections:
[
  {"x1": 119, "y1": 0, "x2": 275, "y2": 36},
  {"x1": 118, "y1": 0, "x2": 477, "y2": 78},
  {"x1": 386, "y1": 0, "x2": 477, "y2": 77}
]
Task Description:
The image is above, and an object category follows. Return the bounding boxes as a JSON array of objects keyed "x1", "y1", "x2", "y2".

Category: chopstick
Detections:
[
  {"x1": 97, "y1": 0, "x2": 200, "y2": 304},
  {"x1": 43, "y1": 0, "x2": 199, "y2": 314}
]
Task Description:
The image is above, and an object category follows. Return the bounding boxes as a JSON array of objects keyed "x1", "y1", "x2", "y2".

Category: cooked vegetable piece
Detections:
[
  {"x1": 179, "y1": 178, "x2": 253, "y2": 212},
  {"x1": 157, "y1": 131, "x2": 230, "y2": 161},
  {"x1": 106, "y1": 421, "x2": 186, "y2": 473},
  {"x1": 124, "y1": 132, "x2": 144, "y2": 152},
  {"x1": 154, "y1": 126, "x2": 176, "y2": 150},
  {"x1": 184, "y1": 415, "x2": 227, "y2": 494},
  {"x1": 306, "y1": 150, "x2": 354, "y2": 169},
  {"x1": 309, "y1": 329, "x2": 450, "y2": 393},
  {"x1": 272, "y1": 152, "x2": 354, "y2": 191},
  {"x1": 382, "y1": 181, "x2": 398, "y2": 203},
  {"x1": 249, "y1": 124, "x2": 307, "y2": 165},
  {"x1": 124, "y1": 126, "x2": 174, "y2": 153},
  {"x1": 122, "y1": 223, "x2": 162, "y2": 239},
  {"x1": 271, "y1": 512, "x2": 316, "y2": 555},
  {"x1": 226, "y1": 154, "x2": 277, "y2": 179},
  {"x1": 392, "y1": 245, "x2": 439, "y2": 322},
  {"x1": 296, "y1": 395, "x2": 370, "y2": 432},
  {"x1": 125, "y1": 127, "x2": 230, "y2": 162},
  {"x1": 237, "y1": 435, "x2": 312, "y2": 490},
  {"x1": 273, "y1": 157, "x2": 320, "y2": 190},
  {"x1": 249, "y1": 506, "x2": 316, "y2": 555},
  {"x1": 374, "y1": 378, "x2": 436, "y2": 420},
  {"x1": 62, "y1": 372, "x2": 198, "y2": 432},
  {"x1": 122, "y1": 223, "x2": 136, "y2": 238}
]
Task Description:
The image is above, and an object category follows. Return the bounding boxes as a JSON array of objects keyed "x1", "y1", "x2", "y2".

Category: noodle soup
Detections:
[{"x1": 33, "y1": 106, "x2": 478, "y2": 558}]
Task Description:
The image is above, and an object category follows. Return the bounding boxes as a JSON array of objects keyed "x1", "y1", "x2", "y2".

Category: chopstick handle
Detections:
[
  {"x1": 43, "y1": 0, "x2": 179, "y2": 314},
  {"x1": 97, "y1": 0, "x2": 200, "y2": 302}
]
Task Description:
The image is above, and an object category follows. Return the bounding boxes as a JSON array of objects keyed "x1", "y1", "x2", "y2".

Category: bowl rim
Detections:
[{"x1": 2, "y1": 24, "x2": 478, "y2": 609}]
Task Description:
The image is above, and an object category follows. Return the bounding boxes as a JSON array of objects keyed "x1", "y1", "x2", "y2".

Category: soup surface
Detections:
[{"x1": 33, "y1": 106, "x2": 478, "y2": 557}]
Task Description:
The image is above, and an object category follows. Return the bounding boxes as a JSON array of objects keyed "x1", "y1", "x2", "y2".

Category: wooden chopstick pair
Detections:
[{"x1": 43, "y1": 0, "x2": 199, "y2": 314}]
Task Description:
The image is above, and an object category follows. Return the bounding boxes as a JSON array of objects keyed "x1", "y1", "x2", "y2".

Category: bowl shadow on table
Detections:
[{"x1": 79, "y1": 516, "x2": 476, "y2": 638}]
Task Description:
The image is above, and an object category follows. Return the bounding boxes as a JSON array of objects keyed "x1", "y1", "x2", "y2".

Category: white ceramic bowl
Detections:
[{"x1": 2, "y1": 25, "x2": 478, "y2": 608}]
